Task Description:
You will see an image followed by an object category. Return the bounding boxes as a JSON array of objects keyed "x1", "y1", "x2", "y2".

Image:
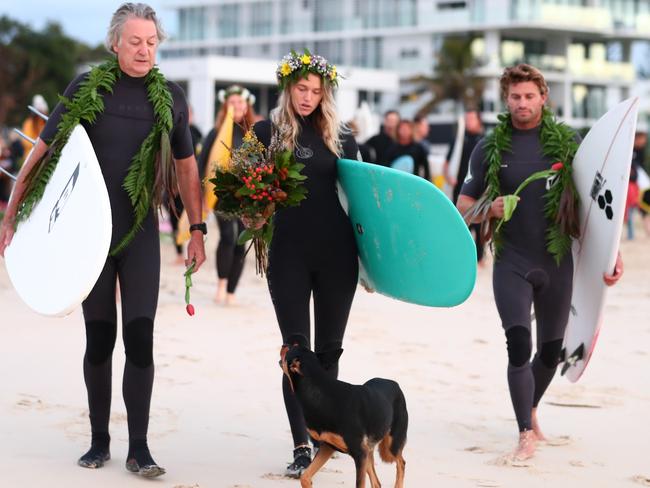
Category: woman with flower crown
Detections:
[
  {"x1": 199, "y1": 85, "x2": 256, "y2": 305},
  {"x1": 252, "y1": 50, "x2": 360, "y2": 477}
]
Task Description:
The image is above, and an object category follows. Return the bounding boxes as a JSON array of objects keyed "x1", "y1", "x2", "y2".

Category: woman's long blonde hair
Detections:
[{"x1": 271, "y1": 77, "x2": 345, "y2": 157}]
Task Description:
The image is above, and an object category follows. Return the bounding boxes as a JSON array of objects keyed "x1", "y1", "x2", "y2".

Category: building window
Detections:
[
  {"x1": 400, "y1": 48, "x2": 419, "y2": 59},
  {"x1": 314, "y1": 0, "x2": 345, "y2": 31},
  {"x1": 250, "y1": 1, "x2": 273, "y2": 37},
  {"x1": 436, "y1": 1, "x2": 468, "y2": 10},
  {"x1": 217, "y1": 5, "x2": 239, "y2": 38}
]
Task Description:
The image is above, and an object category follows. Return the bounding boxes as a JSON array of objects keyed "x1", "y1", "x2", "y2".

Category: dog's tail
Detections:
[{"x1": 378, "y1": 384, "x2": 408, "y2": 463}]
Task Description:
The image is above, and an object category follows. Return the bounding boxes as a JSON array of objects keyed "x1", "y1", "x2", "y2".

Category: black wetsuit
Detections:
[
  {"x1": 168, "y1": 123, "x2": 202, "y2": 255},
  {"x1": 366, "y1": 131, "x2": 394, "y2": 166},
  {"x1": 41, "y1": 69, "x2": 193, "y2": 462},
  {"x1": 253, "y1": 115, "x2": 359, "y2": 447},
  {"x1": 386, "y1": 141, "x2": 431, "y2": 180},
  {"x1": 453, "y1": 131, "x2": 485, "y2": 262},
  {"x1": 199, "y1": 125, "x2": 246, "y2": 293},
  {"x1": 460, "y1": 125, "x2": 575, "y2": 432}
]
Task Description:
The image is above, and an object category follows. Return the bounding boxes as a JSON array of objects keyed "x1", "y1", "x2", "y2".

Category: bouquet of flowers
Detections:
[{"x1": 210, "y1": 128, "x2": 307, "y2": 275}]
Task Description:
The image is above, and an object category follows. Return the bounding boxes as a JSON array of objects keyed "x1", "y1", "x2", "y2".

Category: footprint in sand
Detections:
[
  {"x1": 489, "y1": 454, "x2": 534, "y2": 468},
  {"x1": 261, "y1": 473, "x2": 289, "y2": 480},
  {"x1": 474, "y1": 480, "x2": 500, "y2": 487},
  {"x1": 632, "y1": 475, "x2": 650, "y2": 486},
  {"x1": 569, "y1": 460, "x2": 585, "y2": 467},
  {"x1": 173, "y1": 485, "x2": 200, "y2": 488},
  {"x1": 542, "y1": 435, "x2": 572, "y2": 447},
  {"x1": 464, "y1": 446, "x2": 489, "y2": 454}
]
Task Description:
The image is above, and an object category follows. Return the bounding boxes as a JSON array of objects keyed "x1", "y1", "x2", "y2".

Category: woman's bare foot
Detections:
[
  {"x1": 173, "y1": 254, "x2": 184, "y2": 265},
  {"x1": 512, "y1": 430, "x2": 537, "y2": 461},
  {"x1": 225, "y1": 293, "x2": 237, "y2": 306},
  {"x1": 531, "y1": 408, "x2": 547, "y2": 441},
  {"x1": 215, "y1": 279, "x2": 227, "y2": 303}
]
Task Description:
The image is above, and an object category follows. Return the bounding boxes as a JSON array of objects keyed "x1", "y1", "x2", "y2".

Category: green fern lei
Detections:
[
  {"x1": 15, "y1": 56, "x2": 174, "y2": 256},
  {"x1": 482, "y1": 107, "x2": 579, "y2": 264}
]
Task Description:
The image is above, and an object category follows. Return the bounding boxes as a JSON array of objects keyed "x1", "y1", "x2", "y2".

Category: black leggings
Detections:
[
  {"x1": 493, "y1": 251, "x2": 573, "y2": 432},
  {"x1": 167, "y1": 195, "x2": 184, "y2": 255},
  {"x1": 81, "y1": 227, "x2": 160, "y2": 442},
  {"x1": 268, "y1": 238, "x2": 358, "y2": 447},
  {"x1": 216, "y1": 214, "x2": 246, "y2": 294}
]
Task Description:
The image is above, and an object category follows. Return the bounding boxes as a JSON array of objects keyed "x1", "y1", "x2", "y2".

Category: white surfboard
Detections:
[
  {"x1": 5, "y1": 125, "x2": 112, "y2": 317},
  {"x1": 561, "y1": 98, "x2": 639, "y2": 382},
  {"x1": 444, "y1": 114, "x2": 465, "y2": 198}
]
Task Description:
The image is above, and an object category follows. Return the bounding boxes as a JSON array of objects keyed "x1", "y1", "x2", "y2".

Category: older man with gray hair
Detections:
[{"x1": 0, "y1": 3, "x2": 206, "y2": 477}]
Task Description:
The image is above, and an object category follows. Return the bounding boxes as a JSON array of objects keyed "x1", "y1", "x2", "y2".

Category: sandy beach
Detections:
[{"x1": 1, "y1": 220, "x2": 649, "y2": 488}]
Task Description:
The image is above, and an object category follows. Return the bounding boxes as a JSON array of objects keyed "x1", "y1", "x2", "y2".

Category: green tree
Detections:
[
  {"x1": 404, "y1": 36, "x2": 485, "y2": 116},
  {"x1": 0, "y1": 15, "x2": 105, "y2": 127}
]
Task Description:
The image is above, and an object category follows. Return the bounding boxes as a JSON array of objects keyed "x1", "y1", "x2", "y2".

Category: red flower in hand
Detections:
[
  {"x1": 186, "y1": 304, "x2": 195, "y2": 316},
  {"x1": 551, "y1": 162, "x2": 564, "y2": 171}
]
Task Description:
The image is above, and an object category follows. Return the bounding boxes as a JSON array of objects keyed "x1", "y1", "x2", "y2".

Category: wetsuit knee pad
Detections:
[
  {"x1": 284, "y1": 333, "x2": 309, "y2": 348},
  {"x1": 539, "y1": 339, "x2": 563, "y2": 369},
  {"x1": 505, "y1": 326, "x2": 532, "y2": 367},
  {"x1": 123, "y1": 317, "x2": 154, "y2": 368},
  {"x1": 316, "y1": 342, "x2": 344, "y2": 371},
  {"x1": 85, "y1": 320, "x2": 117, "y2": 365}
]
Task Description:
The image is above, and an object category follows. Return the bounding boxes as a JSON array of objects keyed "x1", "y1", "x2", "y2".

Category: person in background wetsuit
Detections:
[
  {"x1": 199, "y1": 85, "x2": 255, "y2": 305},
  {"x1": 386, "y1": 119, "x2": 431, "y2": 180},
  {"x1": 0, "y1": 3, "x2": 206, "y2": 478},
  {"x1": 366, "y1": 109, "x2": 399, "y2": 166},
  {"x1": 456, "y1": 64, "x2": 623, "y2": 462},
  {"x1": 252, "y1": 51, "x2": 361, "y2": 478}
]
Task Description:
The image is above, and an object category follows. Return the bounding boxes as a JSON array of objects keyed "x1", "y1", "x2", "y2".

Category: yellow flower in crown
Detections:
[
  {"x1": 280, "y1": 62, "x2": 292, "y2": 76},
  {"x1": 330, "y1": 66, "x2": 337, "y2": 80},
  {"x1": 301, "y1": 53, "x2": 311, "y2": 65}
]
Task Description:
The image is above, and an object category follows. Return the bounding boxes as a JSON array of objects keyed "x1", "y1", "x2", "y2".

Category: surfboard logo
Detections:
[
  {"x1": 597, "y1": 189, "x2": 614, "y2": 220},
  {"x1": 48, "y1": 162, "x2": 80, "y2": 233}
]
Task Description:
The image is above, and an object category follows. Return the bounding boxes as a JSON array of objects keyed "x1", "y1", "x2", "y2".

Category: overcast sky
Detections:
[{"x1": 1, "y1": 1, "x2": 177, "y2": 46}]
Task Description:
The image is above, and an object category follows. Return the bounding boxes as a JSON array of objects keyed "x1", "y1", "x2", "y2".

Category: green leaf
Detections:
[
  {"x1": 502, "y1": 195, "x2": 519, "y2": 222},
  {"x1": 237, "y1": 228, "x2": 255, "y2": 245}
]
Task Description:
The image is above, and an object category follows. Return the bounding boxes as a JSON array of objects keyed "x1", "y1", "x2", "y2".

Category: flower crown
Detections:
[
  {"x1": 276, "y1": 49, "x2": 339, "y2": 90},
  {"x1": 218, "y1": 85, "x2": 256, "y2": 105}
]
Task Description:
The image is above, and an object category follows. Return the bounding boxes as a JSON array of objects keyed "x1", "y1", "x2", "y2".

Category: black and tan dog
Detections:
[{"x1": 280, "y1": 344, "x2": 408, "y2": 488}]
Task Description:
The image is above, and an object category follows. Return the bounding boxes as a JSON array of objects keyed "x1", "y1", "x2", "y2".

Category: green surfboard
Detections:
[{"x1": 337, "y1": 158, "x2": 476, "y2": 307}]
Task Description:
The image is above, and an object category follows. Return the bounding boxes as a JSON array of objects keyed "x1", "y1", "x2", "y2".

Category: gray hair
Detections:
[{"x1": 105, "y1": 3, "x2": 167, "y2": 52}]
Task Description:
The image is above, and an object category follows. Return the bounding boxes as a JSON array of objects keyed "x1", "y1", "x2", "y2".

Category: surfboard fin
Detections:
[{"x1": 560, "y1": 343, "x2": 585, "y2": 376}]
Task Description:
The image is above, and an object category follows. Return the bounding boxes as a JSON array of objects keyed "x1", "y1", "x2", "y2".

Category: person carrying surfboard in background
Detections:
[
  {"x1": 199, "y1": 84, "x2": 256, "y2": 305},
  {"x1": 387, "y1": 119, "x2": 431, "y2": 180},
  {"x1": 444, "y1": 109, "x2": 486, "y2": 266},
  {"x1": 0, "y1": 2, "x2": 206, "y2": 478},
  {"x1": 250, "y1": 49, "x2": 361, "y2": 478},
  {"x1": 456, "y1": 64, "x2": 623, "y2": 461}
]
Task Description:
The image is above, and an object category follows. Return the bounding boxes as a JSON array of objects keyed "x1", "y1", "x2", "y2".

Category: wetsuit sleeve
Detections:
[
  {"x1": 39, "y1": 73, "x2": 88, "y2": 144},
  {"x1": 341, "y1": 132, "x2": 360, "y2": 160},
  {"x1": 459, "y1": 137, "x2": 488, "y2": 199},
  {"x1": 417, "y1": 144, "x2": 431, "y2": 180},
  {"x1": 168, "y1": 82, "x2": 194, "y2": 159},
  {"x1": 252, "y1": 119, "x2": 272, "y2": 148},
  {"x1": 198, "y1": 128, "x2": 217, "y2": 179}
]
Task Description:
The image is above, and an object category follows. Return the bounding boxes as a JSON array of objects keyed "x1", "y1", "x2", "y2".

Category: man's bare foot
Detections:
[
  {"x1": 512, "y1": 430, "x2": 536, "y2": 461},
  {"x1": 173, "y1": 254, "x2": 184, "y2": 265},
  {"x1": 531, "y1": 408, "x2": 547, "y2": 441},
  {"x1": 225, "y1": 293, "x2": 237, "y2": 306}
]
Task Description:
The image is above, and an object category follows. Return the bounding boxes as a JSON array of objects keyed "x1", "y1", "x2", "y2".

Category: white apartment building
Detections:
[{"x1": 159, "y1": 0, "x2": 650, "y2": 131}]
